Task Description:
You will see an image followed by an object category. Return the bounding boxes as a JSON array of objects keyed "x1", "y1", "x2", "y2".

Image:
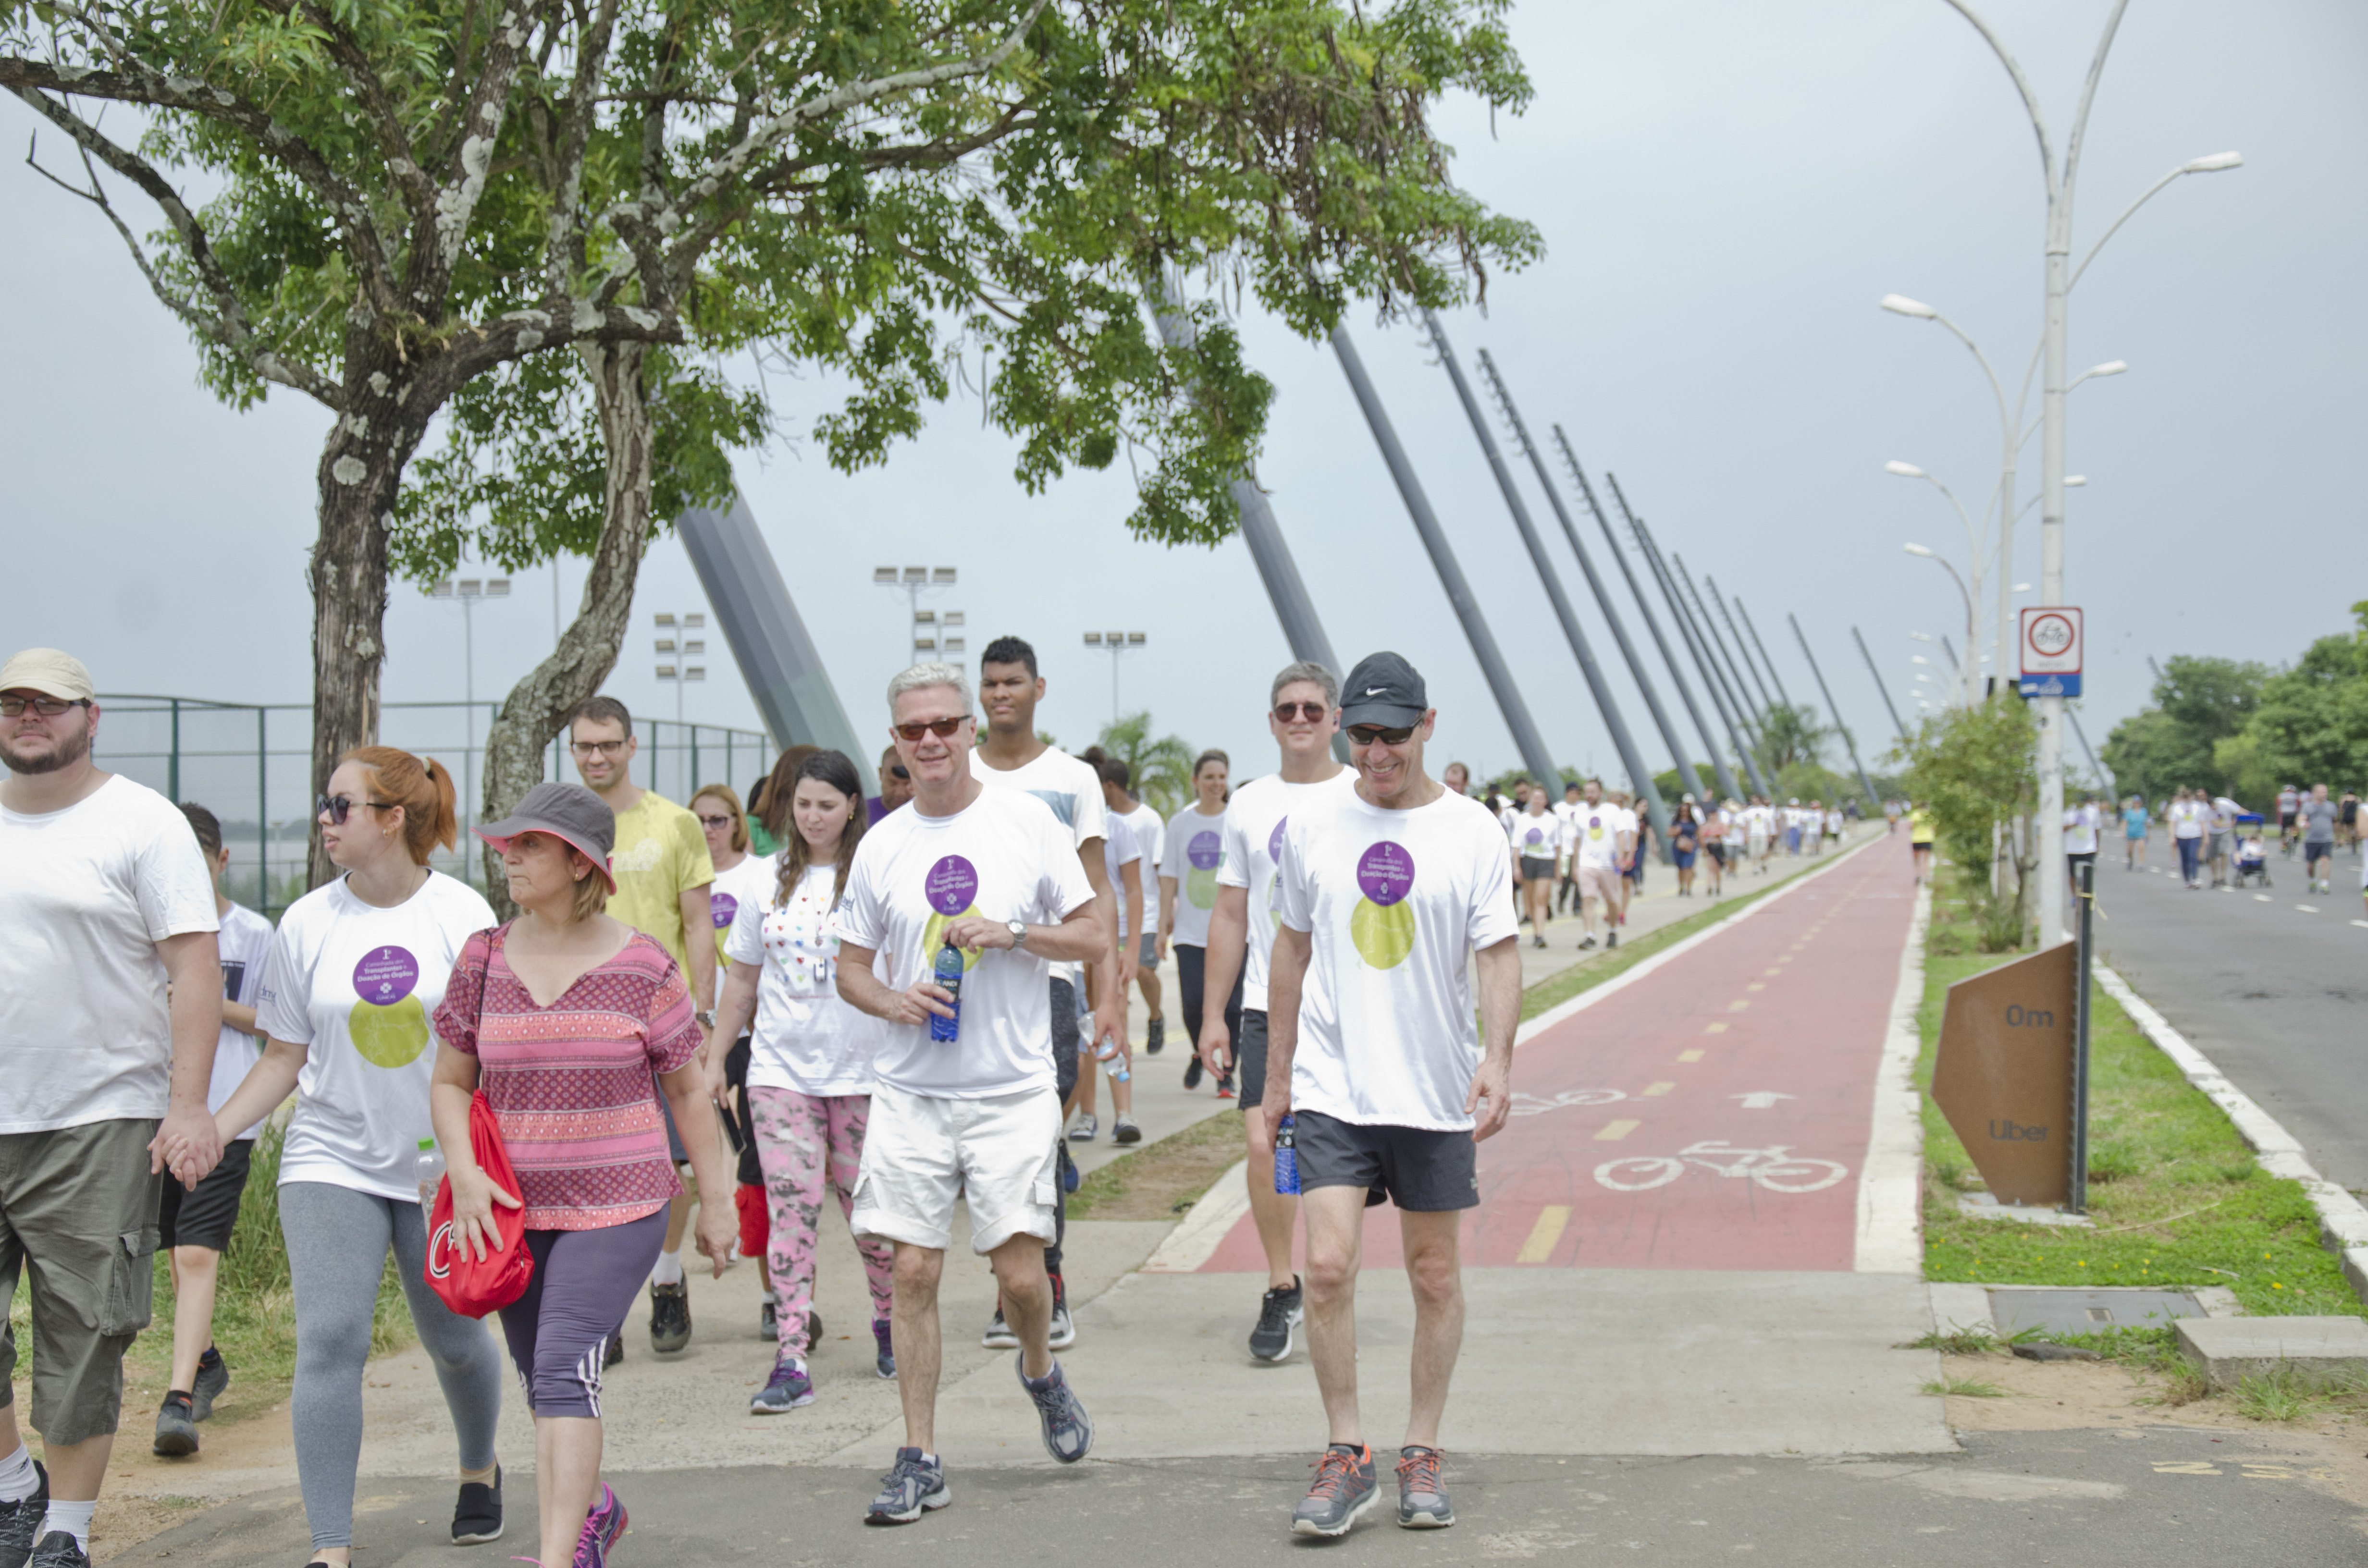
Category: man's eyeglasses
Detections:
[
  {"x1": 316, "y1": 794, "x2": 394, "y2": 825},
  {"x1": 1346, "y1": 723, "x2": 1418, "y2": 747},
  {"x1": 569, "y1": 738, "x2": 629, "y2": 758},
  {"x1": 694, "y1": 814, "x2": 736, "y2": 831},
  {"x1": 0, "y1": 696, "x2": 90, "y2": 719},
  {"x1": 893, "y1": 716, "x2": 971, "y2": 742},
  {"x1": 1272, "y1": 702, "x2": 1328, "y2": 723}
]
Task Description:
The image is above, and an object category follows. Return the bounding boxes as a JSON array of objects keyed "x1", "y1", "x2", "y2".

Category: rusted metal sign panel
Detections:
[{"x1": 1933, "y1": 943, "x2": 2076, "y2": 1207}]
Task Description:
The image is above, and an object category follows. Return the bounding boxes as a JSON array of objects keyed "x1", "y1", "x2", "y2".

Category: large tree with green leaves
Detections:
[
  {"x1": 5, "y1": 0, "x2": 1538, "y2": 884},
  {"x1": 2100, "y1": 654, "x2": 2268, "y2": 804}
]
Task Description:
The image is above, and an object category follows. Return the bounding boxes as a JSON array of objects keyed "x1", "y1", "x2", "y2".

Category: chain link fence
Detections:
[{"x1": 93, "y1": 694, "x2": 776, "y2": 918}]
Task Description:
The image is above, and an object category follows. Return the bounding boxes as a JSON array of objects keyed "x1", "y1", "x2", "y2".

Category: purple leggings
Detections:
[{"x1": 496, "y1": 1207, "x2": 666, "y2": 1419}]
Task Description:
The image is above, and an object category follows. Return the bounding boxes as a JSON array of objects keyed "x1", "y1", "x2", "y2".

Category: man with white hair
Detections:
[{"x1": 836, "y1": 663, "x2": 1109, "y2": 1525}]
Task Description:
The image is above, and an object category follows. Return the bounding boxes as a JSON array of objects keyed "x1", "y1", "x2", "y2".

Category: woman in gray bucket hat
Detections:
[{"x1": 427, "y1": 782, "x2": 735, "y2": 1566}]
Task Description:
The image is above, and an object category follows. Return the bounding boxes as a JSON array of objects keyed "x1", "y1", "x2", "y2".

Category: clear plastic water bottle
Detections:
[
  {"x1": 1272, "y1": 1115, "x2": 1300, "y2": 1195},
  {"x1": 415, "y1": 1136, "x2": 445, "y2": 1211},
  {"x1": 928, "y1": 943, "x2": 963, "y2": 1042}
]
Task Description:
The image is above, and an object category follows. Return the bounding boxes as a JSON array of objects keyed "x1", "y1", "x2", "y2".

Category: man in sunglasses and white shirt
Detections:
[
  {"x1": 1259, "y1": 651, "x2": 1520, "y2": 1539},
  {"x1": 837, "y1": 663, "x2": 1107, "y2": 1524},
  {"x1": 1198, "y1": 660, "x2": 1356, "y2": 1364}
]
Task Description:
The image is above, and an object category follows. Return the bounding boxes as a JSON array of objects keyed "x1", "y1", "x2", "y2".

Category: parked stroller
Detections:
[{"x1": 2232, "y1": 812, "x2": 2273, "y2": 888}]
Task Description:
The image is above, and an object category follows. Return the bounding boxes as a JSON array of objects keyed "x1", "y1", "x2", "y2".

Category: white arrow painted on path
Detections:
[{"x1": 1731, "y1": 1092, "x2": 1796, "y2": 1110}]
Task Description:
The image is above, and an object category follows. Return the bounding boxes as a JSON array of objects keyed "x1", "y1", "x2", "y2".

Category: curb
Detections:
[{"x1": 2095, "y1": 964, "x2": 2368, "y2": 1306}]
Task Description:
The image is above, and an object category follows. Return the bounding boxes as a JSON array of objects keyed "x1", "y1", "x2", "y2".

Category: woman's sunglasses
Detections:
[
  {"x1": 316, "y1": 793, "x2": 394, "y2": 825},
  {"x1": 893, "y1": 716, "x2": 971, "y2": 742},
  {"x1": 1345, "y1": 723, "x2": 1418, "y2": 747}
]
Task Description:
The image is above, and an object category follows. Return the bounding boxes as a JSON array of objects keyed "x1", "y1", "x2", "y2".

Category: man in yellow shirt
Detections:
[{"x1": 570, "y1": 696, "x2": 717, "y2": 1356}]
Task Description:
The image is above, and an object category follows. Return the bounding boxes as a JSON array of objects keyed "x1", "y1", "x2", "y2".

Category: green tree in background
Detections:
[
  {"x1": 1755, "y1": 703, "x2": 1828, "y2": 774},
  {"x1": 2102, "y1": 655, "x2": 2268, "y2": 802},
  {"x1": 2212, "y1": 607, "x2": 2368, "y2": 802},
  {"x1": 1096, "y1": 711, "x2": 1194, "y2": 819},
  {"x1": 1888, "y1": 698, "x2": 2037, "y2": 952}
]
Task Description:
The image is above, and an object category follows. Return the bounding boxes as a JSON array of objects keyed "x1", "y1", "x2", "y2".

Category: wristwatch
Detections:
[
  {"x1": 1006, "y1": 920, "x2": 1029, "y2": 951},
  {"x1": 695, "y1": 1009, "x2": 716, "y2": 1028}
]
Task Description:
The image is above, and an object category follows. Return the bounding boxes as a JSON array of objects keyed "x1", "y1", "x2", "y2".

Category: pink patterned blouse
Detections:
[{"x1": 433, "y1": 925, "x2": 704, "y2": 1231}]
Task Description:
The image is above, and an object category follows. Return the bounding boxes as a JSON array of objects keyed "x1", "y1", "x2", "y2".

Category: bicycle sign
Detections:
[
  {"x1": 2019, "y1": 606, "x2": 2083, "y2": 697},
  {"x1": 1510, "y1": 1088, "x2": 1627, "y2": 1118},
  {"x1": 1594, "y1": 1141, "x2": 1849, "y2": 1194}
]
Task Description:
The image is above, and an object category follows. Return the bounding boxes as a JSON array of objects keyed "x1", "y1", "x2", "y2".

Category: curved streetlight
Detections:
[
  {"x1": 1903, "y1": 543, "x2": 1977, "y2": 704},
  {"x1": 1889, "y1": 466, "x2": 1984, "y2": 702}
]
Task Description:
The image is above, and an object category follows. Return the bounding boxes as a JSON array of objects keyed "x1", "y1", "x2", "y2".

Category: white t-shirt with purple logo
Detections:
[
  {"x1": 838, "y1": 785, "x2": 1095, "y2": 1099},
  {"x1": 1571, "y1": 802, "x2": 1625, "y2": 870},
  {"x1": 1216, "y1": 768, "x2": 1356, "y2": 1011},
  {"x1": 1274, "y1": 786, "x2": 1519, "y2": 1130},
  {"x1": 1159, "y1": 803, "x2": 1229, "y2": 949},
  {"x1": 709, "y1": 851, "x2": 776, "y2": 999},
  {"x1": 1511, "y1": 808, "x2": 1556, "y2": 862},
  {"x1": 724, "y1": 858, "x2": 881, "y2": 1097},
  {"x1": 257, "y1": 871, "x2": 494, "y2": 1200}
]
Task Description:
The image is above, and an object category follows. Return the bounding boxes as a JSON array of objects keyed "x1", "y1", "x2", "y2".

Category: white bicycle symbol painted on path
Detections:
[
  {"x1": 1594, "y1": 1141, "x2": 1850, "y2": 1193},
  {"x1": 1509, "y1": 1089, "x2": 1627, "y2": 1117}
]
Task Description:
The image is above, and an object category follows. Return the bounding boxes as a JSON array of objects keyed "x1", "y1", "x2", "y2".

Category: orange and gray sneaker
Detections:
[
  {"x1": 1291, "y1": 1443, "x2": 1378, "y2": 1537},
  {"x1": 1396, "y1": 1445, "x2": 1454, "y2": 1527}
]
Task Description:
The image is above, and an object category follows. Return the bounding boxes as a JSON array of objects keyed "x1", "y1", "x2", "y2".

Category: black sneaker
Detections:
[
  {"x1": 1145, "y1": 1015, "x2": 1164, "y2": 1054},
  {"x1": 451, "y1": 1462, "x2": 504, "y2": 1544},
  {"x1": 0, "y1": 1460, "x2": 49, "y2": 1567},
  {"x1": 759, "y1": 1293, "x2": 778, "y2": 1342},
  {"x1": 153, "y1": 1392, "x2": 199, "y2": 1457},
  {"x1": 604, "y1": 1329, "x2": 625, "y2": 1368},
  {"x1": 1606, "y1": 929, "x2": 1618, "y2": 949},
  {"x1": 191, "y1": 1347, "x2": 229, "y2": 1421},
  {"x1": 1183, "y1": 1054, "x2": 1204, "y2": 1090},
  {"x1": 865, "y1": 1447, "x2": 950, "y2": 1524},
  {"x1": 25, "y1": 1531, "x2": 88, "y2": 1568},
  {"x1": 1048, "y1": 1271, "x2": 1077, "y2": 1349},
  {"x1": 981, "y1": 1304, "x2": 1018, "y2": 1350},
  {"x1": 1249, "y1": 1276, "x2": 1304, "y2": 1363},
  {"x1": 649, "y1": 1280, "x2": 692, "y2": 1353},
  {"x1": 1292, "y1": 1444, "x2": 1379, "y2": 1537}
]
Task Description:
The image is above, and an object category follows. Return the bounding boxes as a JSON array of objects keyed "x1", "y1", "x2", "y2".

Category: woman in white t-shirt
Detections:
[
  {"x1": 1158, "y1": 750, "x2": 1234, "y2": 1093},
  {"x1": 710, "y1": 750, "x2": 895, "y2": 1413},
  {"x1": 204, "y1": 748, "x2": 506, "y2": 1567}
]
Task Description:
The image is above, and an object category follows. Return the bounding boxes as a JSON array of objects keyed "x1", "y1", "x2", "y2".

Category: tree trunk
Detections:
[
  {"x1": 476, "y1": 341, "x2": 658, "y2": 912},
  {"x1": 307, "y1": 350, "x2": 432, "y2": 887}
]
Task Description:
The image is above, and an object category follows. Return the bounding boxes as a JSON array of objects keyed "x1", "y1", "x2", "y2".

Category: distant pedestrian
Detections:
[
  {"x1": 2299, "y1": 784, "x2": 2339, "y2": 895},
  {"x1": 1907, "y1": 801, "x2": 1936, "y2": 884},
  {"x1": 2167, "y1": 788, "x2": 2207, "y2": 889},
  {"x1": 1670, "y1": 799, "x2": 1700, "y2": 897},
  {"x1": 2121, "y1": 795, "x2": 2150, "y2": 871}
]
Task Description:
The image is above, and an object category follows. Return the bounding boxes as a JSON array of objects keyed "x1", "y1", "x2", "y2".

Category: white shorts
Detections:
[
  {"x1": 1746, "y1": 831, "x2": 1769, "y2": 857},
  {"x1": 851, "y1": 1082, "x2": 1062, "y2": 1255}
]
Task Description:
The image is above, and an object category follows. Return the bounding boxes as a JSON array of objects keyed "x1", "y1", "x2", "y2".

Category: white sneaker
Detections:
[{"x1": 1068, "y1": 1114, "x2": 1098, "y2": 1143}]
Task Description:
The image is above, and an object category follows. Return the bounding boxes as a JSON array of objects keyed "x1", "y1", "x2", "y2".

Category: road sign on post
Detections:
[
  {"x1": 1932, "y1": 943, "x2": 2077, "y2": 1208},
  {"x1": 2019, "y1": 606, "x2": 2083, "y2": 698}
]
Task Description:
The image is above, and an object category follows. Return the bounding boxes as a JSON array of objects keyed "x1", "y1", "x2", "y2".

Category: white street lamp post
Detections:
[
  {"x1": 1083, "y1": 631, "x2": 1147, "y2": 725},
  {"x1": 1902, "y1": 546, "x2": 1976, "y2": 705},
  {"x1": 1887, "y1": 462, "x2": 1986, "y2": 703},
  {"x1": 1932, "y1": 0, "x2": 2240, "y2": 949}
]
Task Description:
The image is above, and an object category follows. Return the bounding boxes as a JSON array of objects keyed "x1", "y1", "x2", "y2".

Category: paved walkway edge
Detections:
[
  {"x1": 1857, "y1": 877, "x2": 1930, "y2": 1275},
  {"x1": 1141, "y1": 1157, "x2": 1250, "y2": 1273},
  {"x1": 2096, "y1": 963, "x2": 2368, "y2": 1303}
]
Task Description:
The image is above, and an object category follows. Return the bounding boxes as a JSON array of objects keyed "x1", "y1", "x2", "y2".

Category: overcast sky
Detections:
[{"x1": 5, "y1": 0, "x2": 2360, "y2": 799}]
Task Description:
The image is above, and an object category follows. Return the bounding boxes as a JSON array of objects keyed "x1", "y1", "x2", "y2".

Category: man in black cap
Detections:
[{"x1": 1258, "y1": 651, "x2": 1521, "y2": 1539}]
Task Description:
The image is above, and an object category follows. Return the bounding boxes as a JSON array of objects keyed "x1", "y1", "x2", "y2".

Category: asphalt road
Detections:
[{"x1": 2091, "y1": 839, "x2": 2368, "y2": 1191}]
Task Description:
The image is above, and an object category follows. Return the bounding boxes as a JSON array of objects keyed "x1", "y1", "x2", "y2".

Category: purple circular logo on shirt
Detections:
[
  {"x1": 352, "y1": 945, "x2": 420, "y2": 1005},
  {"x1": 1268, "y1": 817, "x2": 1288, "y2": 863},
  {"x1": 711, "y1": 891, "x2": 738, "y2": 930},
  {"x1": 925, "y1": 855, "x2": 980, "y2": 915},
  {"x1": 1187, "y1": 831, "x2": 1222, "y2": 870},
  {"x1": 1357, "y1": 841, "x2": 1415, "y2": 906},
  {"x1": 1523, "y1": 824, "x2": 1548, "y2": 849}
]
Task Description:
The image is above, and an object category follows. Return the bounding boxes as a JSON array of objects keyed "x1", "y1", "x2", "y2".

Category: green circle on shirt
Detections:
[
  {"x1": 1350, "y1": 896, "x2": 1417, "y2": 969},
  {"x1": 1186, "y1": 866, "x2": 1219, "y2": 910},
  {"x1": 921, "y1": 905, "x2": 985, "y2": 971},
  {"x1": 349, "y1": 994, "x2": 429, "y2": 1068}
]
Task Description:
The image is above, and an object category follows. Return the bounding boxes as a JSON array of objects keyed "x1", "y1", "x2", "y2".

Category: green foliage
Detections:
[
  {"x1": 1096, "y1": 711, "x2": 1195, "y2": 819},
  {"x1": 1754, "y1": 703, "x2": 1827, "y2": 773},
  {"x1": 2102, "y1": 655, "x2": 2269, "y2": 802},
  {"x1": 2216, "y1": 612, "x2": 2368, "y2": 799},
  {"x1": 1887, "y1": 697, "x2": 2038, "y2": 936}
]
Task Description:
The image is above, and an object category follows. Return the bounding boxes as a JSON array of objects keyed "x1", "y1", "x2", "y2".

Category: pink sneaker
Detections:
[{"x1": 576, "y1": 1483, "x2": 628, "y2": 1566}]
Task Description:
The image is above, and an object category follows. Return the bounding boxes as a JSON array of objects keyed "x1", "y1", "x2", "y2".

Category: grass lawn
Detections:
[{"x1": 1915, "y1": 865, "x2": 2362, "y2": 1320}]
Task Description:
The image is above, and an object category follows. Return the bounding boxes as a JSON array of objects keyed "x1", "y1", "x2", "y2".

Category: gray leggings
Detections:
[{"x1": 279, "y1": 1181, "x2": 505, "y2": 1550}]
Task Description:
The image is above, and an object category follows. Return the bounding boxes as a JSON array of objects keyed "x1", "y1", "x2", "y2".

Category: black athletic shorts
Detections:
[
  {"x1": 159, "y1": 1137, "x2": 254, "y2": 1252},
  {"x1": 1519, "y1": 855, "x2": 1555, "y2": 882},
  {"x1": 1705, "y1": 843, "x2": 1727, "y2": 866},
  {"x1": 1234, "y1": 1008, "x2": 1273, "y2": 1109},
  {"x1": 1293, "y1": 1109, "x2": 1480, "y2": 1212},
  {"x1": 1051, "y1": 976, "x2": 1081, "y2": 1104}
]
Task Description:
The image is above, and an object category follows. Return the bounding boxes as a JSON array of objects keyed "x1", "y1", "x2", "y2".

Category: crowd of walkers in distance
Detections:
[{"x1": 2103, "y1": 782, "x2": 2361, "y2": 899}]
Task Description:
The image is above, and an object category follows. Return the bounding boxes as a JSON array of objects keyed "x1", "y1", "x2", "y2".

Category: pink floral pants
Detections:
[{"x1": 746, "y1": 1086, "x2": 896, "y2": 1360}]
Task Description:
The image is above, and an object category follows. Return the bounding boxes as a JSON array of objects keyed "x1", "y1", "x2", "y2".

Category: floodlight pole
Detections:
[
  {"x1": 1793, "y1": 614, "x2": 1881, "y2": 813},
  {"x1": 1331, "y1": 324, "x2": 1563, "y2": 791},
  {"x1": 1854, "y1": 625, "x2": 1913, "y2": 744},
  {"x1": 1425, "y1": 314, "x2": 1668, "y2": 838}
]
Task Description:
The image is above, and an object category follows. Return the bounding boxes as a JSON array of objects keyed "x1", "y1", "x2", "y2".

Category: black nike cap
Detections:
[{"x1": 1339, "y1": 651, "x2": 1429, "y2": 727}]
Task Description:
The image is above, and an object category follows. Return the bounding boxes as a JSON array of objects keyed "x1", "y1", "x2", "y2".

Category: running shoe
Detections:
[
  {"x1": 1113, "y1": 1115, "x2": 1142, "y2": 1146},
  {"x1": 603, "y1": 1329, "x2": 624, "y2": 1368},
  {"x1": 1532, "y1": 935, "x2": 1546, "y2": 949},
  {"x1": 1396, "y1": 1446, "x2": 1454, "y2": 1528},
  {"x1": 1292, "y1": 1444, "x2": 1379, "y2": 1537},
  {"x1": 1048, "y1": 1272, "x2": 1077, "y2": 1349},
  {"x1": 24, "y1": 1532, "x2": 86, "y2": 1568},
  {"x1": 191, "y1": 1347, "x2": 229, "y2": 1421},
  {"x1": 864, "y1": 1447, "x2": 950, "y2": 1525},
  {"x1": 576, "y1": 1481, "x2": 627, "y2": 1566},
  {"x1": 981, "y1": 1304, "x2": 1019, "y2": 1349},
  {"x1": 1578, "y1": 936, "x2": 1597, "y2": 951},
  {"x1": 1249, "y1": 1275, "x2": 1304, "y2": 1363},
  {"x1": 451, "y1": 1462, "x2": 504, "y2": 1544},
  {"x1": 750, "y1": 1357, "x2": 815, "y2": 1413},
  {"x1": 649, "y1": 1279, "x2": 692, "y2": 1353},
  {"x1": 152, "y1": 1392, "x2": 198, "y2": 1457},
  {"x1": 1068, "y1": 1114, "x2": 1098, "y2": 1143},
  {"x1": 1145, "y1": 1016, "x2": 1165, "y2": 1055},
  {"x1": 0, "y1": 1460, "x2": 49, "y2": 1567},
  {"x1": 1015, "y1": 1355, "x2": 1095, "y2": 1463},
  {"x1": 873, "y1": 1317, "x2": 897, "y2": 1379},
  {"x1": 759, "y1": 1292, "x2": 778, "y2": 1343},
  {"x1": 1183, "y1": 1054, "x2": 1204, "y2": 1090},
  {"x1": 1215, "y1": 1076, "x2": 1236, "y2": 1100},
  {"x1": 1606, "y1": 930, "x2": 1618, "y2": 949},
  {"x1": 1060, "y1": 1141, "x2": 1080, "y2": 1193}
]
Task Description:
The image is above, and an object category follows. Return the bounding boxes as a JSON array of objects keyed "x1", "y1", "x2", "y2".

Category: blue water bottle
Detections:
[
  {"x1": 927, "y1": 943, "x2": 962, "y2": 1042},
  {"x1": 1272, "y1": 1114, "x2": 1300, "y2": 1195}
]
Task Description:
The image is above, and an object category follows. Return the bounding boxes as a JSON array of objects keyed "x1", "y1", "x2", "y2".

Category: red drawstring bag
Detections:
[{"x1": 425, "y1": 1089, "x2": 534, "y2": 1318}]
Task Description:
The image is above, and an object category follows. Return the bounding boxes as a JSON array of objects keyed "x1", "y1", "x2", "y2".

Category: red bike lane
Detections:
[{"x1": 1197, "y1": 833, "x2": 1917, "y2": 1274}]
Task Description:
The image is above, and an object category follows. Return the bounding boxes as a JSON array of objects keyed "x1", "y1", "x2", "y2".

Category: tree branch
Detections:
[
  {"x1": 422, "y1": 295, "x2": 683, "y2": 406},
  {"x1": 253, "y1": 0, "x2": 436, "y2": 210},
  {"x1": 412, "y1": 0, "x2": 556, "y2": 308},
  {"x1": 542, "y1": 0, "x2": 622, "y2": 301},
  {"x1": 11, "y1": 94, "x2": 345, "y2": 409}
]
